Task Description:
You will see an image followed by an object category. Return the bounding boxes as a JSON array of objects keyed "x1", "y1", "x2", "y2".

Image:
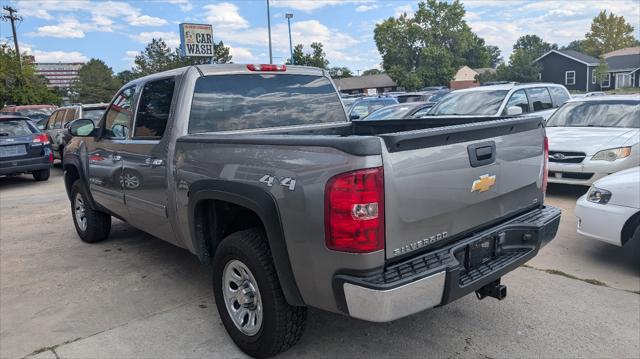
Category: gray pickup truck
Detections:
[{"x1": 63, "y1": 64, "x2": 560, "y2": 358}]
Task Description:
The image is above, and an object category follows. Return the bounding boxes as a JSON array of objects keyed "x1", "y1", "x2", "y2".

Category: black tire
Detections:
[
  {"x1": 32, "y1": 169, "x2": 50, "y2": 181},
  {"x1": 212, "y1": 229, "x2": 307, "y2": 358},
  {"x1": 70, "y1": 180, "x2": 111, "y2": 243}
]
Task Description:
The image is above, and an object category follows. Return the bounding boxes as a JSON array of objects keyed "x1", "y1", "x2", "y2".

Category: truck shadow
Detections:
[{"x1": 546, "y1": 183, "x2": 589, "y2": 199}]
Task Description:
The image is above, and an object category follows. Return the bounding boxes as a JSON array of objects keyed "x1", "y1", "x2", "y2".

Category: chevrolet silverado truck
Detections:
[{"x1": 63, "y1": 64, "x2": 561, "y2": 358}]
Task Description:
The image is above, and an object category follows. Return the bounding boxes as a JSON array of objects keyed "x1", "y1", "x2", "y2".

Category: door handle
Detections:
[
  {"x1": 467, "y1": 141, "x2": 496, "y2": 167},
  {"x1": 112, "y1": 155, "x2": 122, "y2": 162}
]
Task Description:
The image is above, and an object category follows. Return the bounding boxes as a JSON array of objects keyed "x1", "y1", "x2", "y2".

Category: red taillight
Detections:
[
  {"x1": 246, "y1": 64, "x2": 286, "y2": 72},
  {"x1": 542, "y1": 136, "x2": 549, "y2": 193},
  {"x1": 48, "y1": 151, "x2": 54, "y2": 163},
  {"x1": 325, "y1": 167, "x2": 384, "y2": 253},
  {"x1": 33, "y1": 134, "x2": 50, "y2": 145},
  {"x1": 89, "y1": 155, "x2": 105, "y2": 162}
]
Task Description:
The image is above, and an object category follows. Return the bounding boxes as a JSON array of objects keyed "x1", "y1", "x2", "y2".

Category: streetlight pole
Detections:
[
  {"x1": 266, "y1": 0, "x2": 273, "y2": 64},
  {"x1": 285, "y1": 13, "x2": 294, "y2": 65}
]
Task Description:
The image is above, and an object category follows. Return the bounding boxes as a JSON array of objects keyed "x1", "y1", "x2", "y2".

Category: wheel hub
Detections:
[{"x1": 222, "y1": 260, "x2": 263, "y2": 336}]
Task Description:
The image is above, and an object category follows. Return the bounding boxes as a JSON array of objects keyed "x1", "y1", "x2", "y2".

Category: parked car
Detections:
[
  {"x1": 359, "y1": 102, "x2": 433, "y2": 121},
  {"x1": 347, "y1": 96, "x2": 398, "y2": 119},
  {"x1": 63, "y1": 63, "x2": 559, "y2": 358},
  {"x1": 427, "y1": 83, "x2": 571, "y2": 120},
  {"x1": 575, "y1": 166, "x2": 640, "y2": 246},
  {"x1": 44, "y1": 103, "x2": 108, "y2": 162},
  {"x1": 546, "y1": 96, "x2": 639, "y2": 186},
  {"x1": 0, "y1": 104, "x2": 57, "y2": 129},
  {"x1": 0, "y1": 115, "x2": 53, "y2": 181},
  {"x1": 397, "y1": 89, "x2": 450, "y2": 104},
  {"x1": 572, "y1": 92, "x2": 606, "y2": 98}
]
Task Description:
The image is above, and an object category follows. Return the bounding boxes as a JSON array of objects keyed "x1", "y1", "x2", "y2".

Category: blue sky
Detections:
[{"x1": 2, "y1": 0, "x2": 639, "y2": 73}]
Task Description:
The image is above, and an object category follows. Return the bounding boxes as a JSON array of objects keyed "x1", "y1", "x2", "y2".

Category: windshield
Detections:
[
  {"x1": 546, "y1": 101, "x2": 639, "y2": 128},
  {"x1": 428, "y1": 90, "x2": 508, "y2": 115},
  {"x1": 363, "y1": 105, "x2": 415, "y2": 121},
  {"x1": 0, "y1": 120, "x2": 36, "y2": 137},
  {"x1": 83, "y1": 108, "x2": 106, "y2": 122},
  {"x1": 189, "y1": 74, "x2": 346, "y2": 133},
  {"x1": 428, "y1": 90, "x2": 449, "y2": 103}
]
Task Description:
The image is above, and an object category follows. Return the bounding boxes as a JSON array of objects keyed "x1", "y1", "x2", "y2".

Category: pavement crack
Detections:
[
  {"x1": 522, "y1": 264, "x2": 639, "y2": 295},
  {"x1": 24, "y1": 338, "x2": 81, "y2": 359}
]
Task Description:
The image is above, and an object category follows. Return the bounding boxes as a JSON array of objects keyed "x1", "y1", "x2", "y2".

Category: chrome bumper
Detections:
[{"x1": 343, "y1": 271, "x2": 445, "y2": 322}]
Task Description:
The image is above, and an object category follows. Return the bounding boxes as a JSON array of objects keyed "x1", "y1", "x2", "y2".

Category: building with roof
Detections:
[
  {"x1": 450, "y1": 66, "x2": 480, "y2": 90},
  {"x1": 34, "y1": 62, "x2": 84, "y2": 88},
  {"x1": 534, "y1": 48, "x2": 640, "y2": 92},
  {"x1": 332, "y1": 73, "x2": 399, "y2": 95}
]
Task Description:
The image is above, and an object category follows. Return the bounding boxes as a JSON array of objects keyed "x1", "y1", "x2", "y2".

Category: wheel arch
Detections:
[
  {"x1": 188, "y1": 179, "x2": 304, "y2": 306},
  {"x1": 621, "y1": 210, "x2": 640, "y2": 246}
]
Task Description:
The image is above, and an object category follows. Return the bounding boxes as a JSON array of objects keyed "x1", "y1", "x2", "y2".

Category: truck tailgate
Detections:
[{"x1": 380, "y1": 117, "x2": 545, "y2": 259}]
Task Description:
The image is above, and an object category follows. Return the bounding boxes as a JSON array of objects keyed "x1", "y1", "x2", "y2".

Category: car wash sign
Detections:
[{"x1": 179, "y1": 23, "x2": 213, "y2": 57}]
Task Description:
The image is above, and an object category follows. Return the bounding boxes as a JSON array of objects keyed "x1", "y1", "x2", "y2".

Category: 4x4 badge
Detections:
[{"x1": 471, "y1": 174, "x2": 496, "y2": 193}]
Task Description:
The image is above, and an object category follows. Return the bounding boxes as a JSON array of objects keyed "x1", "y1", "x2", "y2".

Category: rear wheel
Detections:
[
  {"x1": 70, "y1": 180, "x2": 111, "y2": 243},
  {"x1": 212, "y1": 229, "x2": 307, "y2": 358},
  {"x1": 32, "y1": 169, "x2": 50, "y2": 181}
]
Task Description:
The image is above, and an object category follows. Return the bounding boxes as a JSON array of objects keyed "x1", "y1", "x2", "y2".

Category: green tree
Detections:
[
  {"x1": 485, "y1": 45, "x2": 502, "y2": 67},
  {"x1": 594, "y1": 56, "x2": 609, "y2": 86},
  {"x1": 72, "y1": 59, "x2": 121, "y2": 103},
  {"x1": 361, "y1": 68, "x2": 383, "y2": 76},
  {"x1": 496, "y1": 35, "x2": 557, "y2": 82},
  {"x1": 328, "y1": 66, "x2": 353, "y2": 78},
  {"x1": 287, "y1": 42, "x2": 329, "y2": 69},
  {"x1": 116, "y1": 70, "x2": 137, "y2": 84},
  {"x1": 561, "y1": 40, "x2": 585, "y2": 53},
  {"x1": 374, "y1": 0, "x2": 497, "y2": 90},
  {"x1": 583, "y1": 10, "x2": 637, "y2": 57},
  {"x1": 133, "y1": 38, "x2": 232, "y2": 77},
  {"x1": 0, "y1": 44, "x2": 60, "y2": 106}
]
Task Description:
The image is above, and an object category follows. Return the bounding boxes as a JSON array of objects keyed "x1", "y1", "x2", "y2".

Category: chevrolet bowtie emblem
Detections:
[{"x1": 471, "y1": 174, "x2": 496, "y2": 193}]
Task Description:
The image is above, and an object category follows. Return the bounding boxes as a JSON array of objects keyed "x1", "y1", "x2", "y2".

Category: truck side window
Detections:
[
  {"x1": 526, "y1": 87, "x2": 553, "y2": 112},
  {"x1": 549, "y1": 87, "x2": 570, "y2": 108},
  {"x1": 103, "y1": 86, "x2": 135, "y2": 139},
  {"x1": 63, "y1": 108, "x2": 76, "y2": 126},
  {"x1": 134, "y1": 78, "x2": 175, "y2": 138},
  {"x1": 504, "y1": 90, "x2": 530, "y2": 115}
]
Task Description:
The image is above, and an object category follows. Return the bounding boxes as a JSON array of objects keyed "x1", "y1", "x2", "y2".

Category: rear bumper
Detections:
[
  {"x1": 334, "y1": 206, "x2": 561, "y2": 322},
  {"x1": 0, "y1": 157, "x2": 51, "y2": 175}
]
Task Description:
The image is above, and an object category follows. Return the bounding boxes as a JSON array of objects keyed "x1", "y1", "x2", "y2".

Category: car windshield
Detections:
[
  {"x1": 0, "y1": 120, "x2": 35, "y2": 137},
  {"x1": 362, "y1": 105, "x2": 416, "y2": 121},
  {"x1": 428, "y1": 90, "x2": 508, "y2": 115},
  {"x1": 83, "y1": 108, "x2": 106, "y2": 122},
  {"x1": 428, "y1": 90, "x2": 449, "y2": 103},
  {"x1": 546, "y1": 100, "x2": 639, "y2": 128},
  {"x1": 17, "y1": 108, "x2": 55, "y2": 120}
]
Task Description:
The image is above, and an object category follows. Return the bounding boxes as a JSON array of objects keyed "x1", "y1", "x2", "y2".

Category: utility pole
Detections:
[
  {"x1": 285, "y1": 13, "x2": 294, "y2": 65},
  {"x1": 2, "y1": 6, "x2": 22, "y2": 69},
  {"x1": 266, "y1": 0, "x2": 273, "y2": 64}
]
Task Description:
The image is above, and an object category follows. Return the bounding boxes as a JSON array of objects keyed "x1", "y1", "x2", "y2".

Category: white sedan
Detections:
[
  {"x1": 575, "y1": 167, "x2": 640, "y2": 246},
  {"x1": 546, "y1": 95, "x2": 639, "y2": 186}
]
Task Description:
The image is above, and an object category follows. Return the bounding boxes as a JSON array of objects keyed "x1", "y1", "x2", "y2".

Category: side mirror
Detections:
[
  {"x1": 506, "y1": 106, "x2": 523, "y2": 116},
  {"x1": 349, "y1": 114, "x2": 361, "y2": 120},
  {"x1": 68, "y1": 119, "x2": 96, "y2": 137}
]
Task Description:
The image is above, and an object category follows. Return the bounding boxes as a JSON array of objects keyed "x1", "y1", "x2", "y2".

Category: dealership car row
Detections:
[{"x1": 2, "y1": 80, "x2": 639, "y2": 247}]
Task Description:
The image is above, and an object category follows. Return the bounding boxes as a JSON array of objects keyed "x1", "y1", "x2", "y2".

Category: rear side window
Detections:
[
  {"x1": 526, "y1": 87, "x2": 553, "y2": 112},
  {"x1": 189, "y1": 74, "x2": 346, "y2": 133},
  {"x1": 134, "y1": 78, "x2": 175, "y2": 138},
  {"x1": 0, "y1": 120, "x2": 35, "y2": 136},
  {"x1": 504, "y1": 90, "x2": 530, "y2": 114},
  {"x1": 49, "y1": 110, "x2": 63, "y2": 129},
  {"x1": 63, "y1": 108, "x2": 76, "y2": 123},
  {"x1": 549, "y1": 87, "x2": 570, "y2": 107}
]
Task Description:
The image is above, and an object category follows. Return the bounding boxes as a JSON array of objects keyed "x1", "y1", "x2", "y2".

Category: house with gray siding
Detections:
[{"x1": 534, "y1": 48, "x2": 640, "y2": 92}]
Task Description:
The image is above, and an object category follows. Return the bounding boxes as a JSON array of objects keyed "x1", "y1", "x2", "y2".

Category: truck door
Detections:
[
  {"x1": 120, "y1": 77, "x2": 176, "y2": 243},
  {"x1": 87, "y1": 86, "x2": 135, "y2": 220}
]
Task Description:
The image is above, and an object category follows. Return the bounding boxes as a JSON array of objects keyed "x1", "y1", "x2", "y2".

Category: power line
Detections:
[{"x1": 2, "y1": 6, "x2": 23, "y2": 69}]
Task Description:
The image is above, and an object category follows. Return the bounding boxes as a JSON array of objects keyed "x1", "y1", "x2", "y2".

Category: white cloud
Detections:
[
  {"x1": 130, "y1": 32, "x2": 181, "y2": 48},
  {"x1": 270, "y1": 0, "x2": 373, "y2": 12},
  {"x1": 394, "y1": 4, "x2": 413, "y2": 17},
  {"x1": 203, "y1": 2, "x2": 249, "y2": 29},
  {"x1": 125, "y1": 50, "x2": 139, "y2": 58},
  {"x1": 31, "y1": 50, "x2": 89, "y2": 63},
  {"x1": 128, "y1": 15, "x2": 168, "y2": 27},
  {"x1": 28, "y1": 19, "x2": 93, "y2": 38},
  {"x1": 228, "y1": 46, "x2": 257, "y2": 62},
  {"x1": 356, "y1": 4, "x2": 377, "y2": 12},
  {"x1": 166, "y1": 0, "x2": 192, "y2": 12}
]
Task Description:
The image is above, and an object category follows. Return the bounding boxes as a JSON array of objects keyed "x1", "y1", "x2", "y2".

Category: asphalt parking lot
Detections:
[{"x1": 1, "y1": 167, "x2": 639, "y2": 359}]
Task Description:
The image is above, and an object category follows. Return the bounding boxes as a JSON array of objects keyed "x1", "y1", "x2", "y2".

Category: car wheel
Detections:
[
  {"x1": 212, "y1": 229, "x2": 307, "y2": 358},
  {"x1": 70, "y1": 180, "x2": 111, "y2": 243},
  {"x1": 118, "y1": 170, "x2": 142, "y2": 190},
  {"x1": 32, "y1": 169, "x2": 50, "y2": 181}
]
